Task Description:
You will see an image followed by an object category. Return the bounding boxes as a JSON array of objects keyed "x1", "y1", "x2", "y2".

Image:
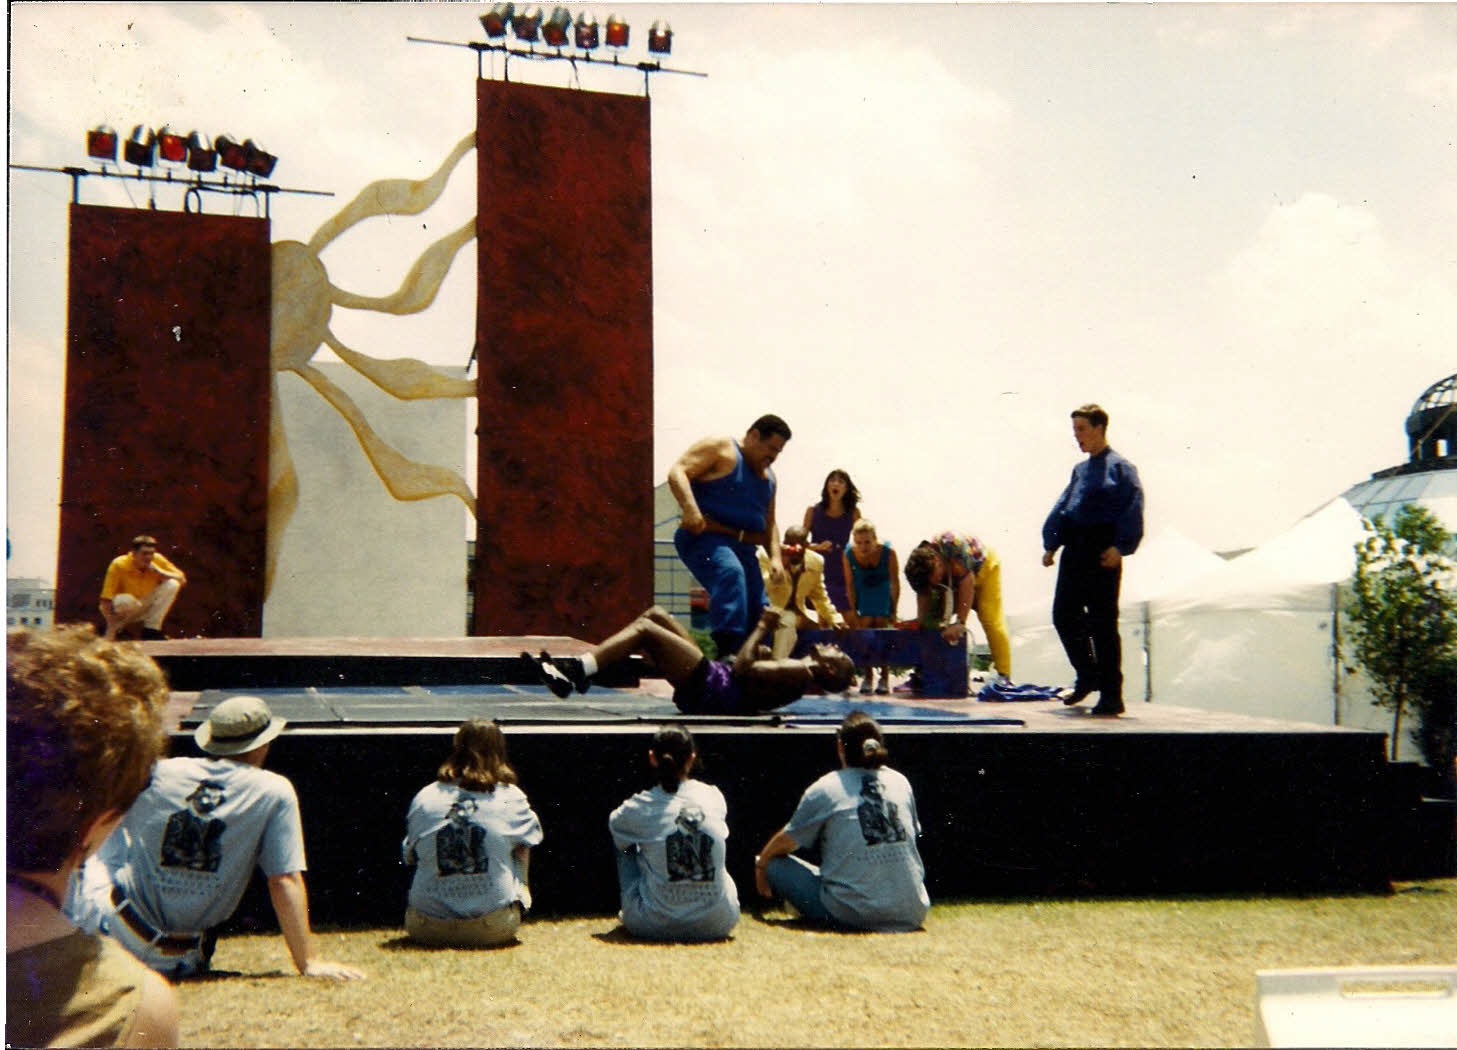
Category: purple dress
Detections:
[{"x1": 808, "y1": 504, "x2": 855, "y2": 613}]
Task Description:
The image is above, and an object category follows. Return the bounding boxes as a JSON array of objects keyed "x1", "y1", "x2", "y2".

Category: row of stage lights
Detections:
[
  {"x1": 480, "y1": 4, "x2": 672, "y2": 54},
  {"x1": 84, "y1": 125, "x2": 277, "y2": 178}
]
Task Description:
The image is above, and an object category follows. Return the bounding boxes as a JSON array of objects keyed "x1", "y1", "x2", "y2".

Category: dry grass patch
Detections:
[{"x1": 176, "y1": 881, "x2": 1456, "y2": 1047}]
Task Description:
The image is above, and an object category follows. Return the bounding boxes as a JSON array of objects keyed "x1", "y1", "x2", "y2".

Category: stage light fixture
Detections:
[
  {"x1": 86, "y1": 125, "x2": 118, "y2": 162},
  {"x1": 242, "y1": 139, "x2": 277, "y2": 178},
  {"x1": 123, "y1": 125, "x2": 156, "y2": 168},
  {"x1": 156, "y1": 125, "x2": 189, "y2": 164},
  {"x1": 647, "y1": 19, "x2": 671, "y2": 54},
  {"x1": 480, "y1": 3, "x2": 513, "y2": 39},
  {"x1": 216, "y1": 134, "x2": 249, "y2": 172},
  {"x1": 185, "y1": 132, "x2": 217, "y2": 173},
  {"x1": 542, "y1": 7, "x2": 571, "y2": 47},
  {"x1": 604, "y1": 13, "x2": 629, "y2": 48},
  {"x1": 574, "y1": 11, "x2": 599, "y2": 49},
  {"x1": 511, "y1": 5, "x2": 542, "y2": 42}
]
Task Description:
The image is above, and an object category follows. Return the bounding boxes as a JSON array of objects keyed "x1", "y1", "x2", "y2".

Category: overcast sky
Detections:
[{"x1": 6, "y1": 3, "x2": 1455, "y2": 618}]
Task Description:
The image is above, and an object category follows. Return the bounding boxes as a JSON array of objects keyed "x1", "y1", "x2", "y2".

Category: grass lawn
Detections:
[{"x1": 176, "y1": 880, "x2": 1456, "y2": 1048}]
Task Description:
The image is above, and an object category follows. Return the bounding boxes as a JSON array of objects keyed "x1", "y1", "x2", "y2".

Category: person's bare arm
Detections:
[
  {"x1": 943, "y1": 570, "x2": 976, "y2": 645},
  {"x1": 754, "y1": 827, "x2": 800, "y2": 898},
  {"x1": 268, "y1": 871, "x2": 365, "y2": 980},
  {"x1": 888, "y1": 547, "x2": 901, "y2": 622},
  {"x1": 842, "y1": 552, "x2": 859, "y2": 629},
  {"x1": 733, "y1": 608, "x2": 780, "y2": 676},
  {"x1": 667, "y1": 437, "x2": 733, "y2": 534}
]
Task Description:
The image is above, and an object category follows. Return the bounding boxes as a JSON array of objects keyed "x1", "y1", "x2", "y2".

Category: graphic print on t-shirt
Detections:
[
  {"x1": 436, "y1": 795, "x2": 489, "y2": 876},
  {"x1": 665, "y1": 805, "x2": 714, "y2": 882},
  {"x1": 856, "y1": 776, "x2": 908, "y2": 845},
  {"x1": 161, "y1": 780, "x2": 227, "y2": 872}
]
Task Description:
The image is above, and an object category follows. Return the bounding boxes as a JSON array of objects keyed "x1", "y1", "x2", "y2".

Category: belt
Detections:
[{"x1": 110, "y1": 886, "x2": 204, "y2": 954}]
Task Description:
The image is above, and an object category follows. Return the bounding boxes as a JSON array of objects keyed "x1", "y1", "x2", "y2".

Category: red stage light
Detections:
[
  {"x1": 511, "y1": 5, "x2": 542, "y2": 42},
  {"x1": 543, "y1": 7, "x2": 571, "y2": 47},
  {"x1": 123, "y1": 125, "x2": 156, "y2": 168},
  {"x1": 216, "y1": 134, "x2": 249, "y2": 172},
  {"x1": 243, "y1": 139, "x2": 277, "y2": 178},
  {"x1": 186, "y1": 132, "x2": 217, "y2": 173},
  {"x1": 157, "y1": 126, "x2": 188, "y2": 164},
  {"x1": 604, "y1": 14, "x2": 629, "y2": 48},
  {"x1": 574, "y1": 11, "x2": 599, "y2": 49},
  {"x1": 86, "y1": 125, "x2": 118, "y2": 162},
  {"x1": 647, "y1": 19, "x2": 671, "y2": 54},
  {"x1": 480, "y1": 3, "x2": 513, "y2": 39}
]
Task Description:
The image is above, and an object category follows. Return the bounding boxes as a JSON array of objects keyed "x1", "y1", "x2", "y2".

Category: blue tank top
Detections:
[
  {"x1": 847, "y1": 540, "x2": 894, "y2": 618},
  {"x1": 691, "y1": 444, "x2": 775, "y2": 533}
]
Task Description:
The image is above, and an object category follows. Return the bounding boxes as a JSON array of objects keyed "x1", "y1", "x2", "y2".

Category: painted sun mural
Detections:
[{"x1": 267, "y1": 133, "x2": 478, "y2": 597}]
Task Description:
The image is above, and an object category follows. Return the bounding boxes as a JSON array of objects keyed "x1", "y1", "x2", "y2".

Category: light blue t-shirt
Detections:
[
  {"x1": 784, "y1": 766, "x2": 929, "y2": 932},
  {"x1": 80, "y1": 756, "x2": 307, "y2": 936},
  {"x1": 402, "y1": 781, "x2": 543, "y2": 920},
  {"x1": 608, "y1": 779, "x2": 739, "y2": 941}
]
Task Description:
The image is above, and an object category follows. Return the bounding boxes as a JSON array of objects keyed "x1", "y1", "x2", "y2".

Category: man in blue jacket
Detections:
[{"x1": 1042, "y1": 404, "x2": 1145, "y2": 716}]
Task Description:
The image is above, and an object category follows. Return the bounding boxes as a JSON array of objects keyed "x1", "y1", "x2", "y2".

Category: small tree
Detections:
[{"x1": 1347, "y1": 504, "x2": 1457, "y2": 761}]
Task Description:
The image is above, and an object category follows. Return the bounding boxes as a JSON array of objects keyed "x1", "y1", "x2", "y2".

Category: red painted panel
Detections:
[
  {"x1": 473, "y1": 79, "x2": 654, "y2": 639},
  {"x1": 54, "y1": 204, "x2": 271, "y2": 638}
]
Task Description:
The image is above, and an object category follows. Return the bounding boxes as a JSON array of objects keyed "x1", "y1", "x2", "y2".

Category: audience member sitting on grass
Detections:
[
  {"x1": 66, "y1": 695, "x2": 364, "y2": 983},
  {"x1": 608, "y1": 724, "x2": 739, "y2": 942},
  {"x1": 526, "y1": 605, "x2": 855, "y2": 715},
  {"x1": 753, "y1": 712, "x2": 929, "y2": 932},
  {"x1": 402, "y1": 720, "x2": 543, "y2": 948},
  {"x1": 7, "y1": 624, "x2": 179, "y2": 1048}
]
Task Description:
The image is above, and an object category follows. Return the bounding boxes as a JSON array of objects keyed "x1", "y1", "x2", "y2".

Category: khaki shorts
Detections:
[{"x1": 404, "y1": 903, "x2": 522, "y2": 948}]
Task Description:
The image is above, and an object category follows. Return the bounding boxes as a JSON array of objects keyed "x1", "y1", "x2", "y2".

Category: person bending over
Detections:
[
  {"x1": 526, "y1": 606, "x2": 854, "y2": 715},
  {"x1": 608, "y1": 724, "x2": 739, "y2": 942}
]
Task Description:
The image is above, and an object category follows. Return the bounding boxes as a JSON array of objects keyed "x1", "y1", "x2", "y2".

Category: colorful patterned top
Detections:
[{"x1": 929, "y1": 531, "x2": 987, "y2": 577}]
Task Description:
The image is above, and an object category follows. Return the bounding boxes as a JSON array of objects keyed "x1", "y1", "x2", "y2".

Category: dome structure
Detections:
[{"x1": 1341, "y1": 372, "x2": 1457, "y2": 535}]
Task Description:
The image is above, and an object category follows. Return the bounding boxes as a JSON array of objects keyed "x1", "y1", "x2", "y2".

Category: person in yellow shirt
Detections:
[
  {"x1": 757, "y1": 525, "x2": 845, "y2": 657},
  {"x1": 100, "y1": 535, "x2": 186, "y2": 640}
]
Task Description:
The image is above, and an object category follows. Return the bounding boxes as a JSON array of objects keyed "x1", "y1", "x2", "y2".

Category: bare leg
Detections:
[{"x1": 589, "y1": 606, "x2": 705, "y2": 686}]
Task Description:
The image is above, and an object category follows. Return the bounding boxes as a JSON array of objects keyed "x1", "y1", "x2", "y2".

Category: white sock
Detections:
[{"x1": 580, "y1": 653, "x2": 598, "y2": 678}]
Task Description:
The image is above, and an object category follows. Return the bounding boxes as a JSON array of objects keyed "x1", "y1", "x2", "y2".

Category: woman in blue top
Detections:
[
  {"x1": 608, "y1": 724, "x2": 739, "y2": 942},
  {"x1": 754, "y1": 712, "x2": 929, "y2": 933},
  {"x1": 402, "y1": 720, "x2": 543, "y2": 948},
  {"x1": 843, "y1": 519, "x2": 900, "y2": 695}
]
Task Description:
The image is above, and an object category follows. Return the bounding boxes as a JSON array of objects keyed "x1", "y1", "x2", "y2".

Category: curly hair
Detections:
[
  {"x1": 903, "y1": 542, "x2": 940, "y2": 595},
  {"x1": 7, "y1": 624, "x2": 170, "y2": 872}
]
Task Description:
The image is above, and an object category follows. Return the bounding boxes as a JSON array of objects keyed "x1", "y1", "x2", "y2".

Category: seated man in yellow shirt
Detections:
[
  {"x1": 100, "y1": 535, "x2": 186, "y2": 640},
  {"x1": 757, "y1": 525, "x2": 845, "y2": 657}
]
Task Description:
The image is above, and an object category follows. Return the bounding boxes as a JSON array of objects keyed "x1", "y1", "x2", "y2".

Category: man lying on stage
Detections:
[{"x1": 526, "y1": 606, "x2": 855, "y2": 715}]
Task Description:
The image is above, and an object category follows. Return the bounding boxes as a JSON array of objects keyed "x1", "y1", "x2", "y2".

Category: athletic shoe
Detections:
[
  {"x1": 522, "y1": 651, "x2": 581, "y2": 698},
  {"x1": 892, "y1": 671, "x2": 923, "y2": 697},
  {"x1": 859, "y1": 675, "x2": 874, "y2": 695},
  {"x1": 1090, "y1": 700, "x2": 1125, "y2": 717}
]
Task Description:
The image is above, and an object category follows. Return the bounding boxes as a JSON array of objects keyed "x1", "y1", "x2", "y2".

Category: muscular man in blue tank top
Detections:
[{"x1": 668, "y1": 414, "x2": 793, "y2": 656}]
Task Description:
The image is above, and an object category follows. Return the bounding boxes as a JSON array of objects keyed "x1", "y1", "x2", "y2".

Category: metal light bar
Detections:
[{"x1": 406, "y1": 35, "x2": 707, "y2": 91}]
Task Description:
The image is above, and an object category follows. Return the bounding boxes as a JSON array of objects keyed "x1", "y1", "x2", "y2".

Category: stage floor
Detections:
[{"x1": 144, "y1": 636, "x2": 1401, "y2": 925}]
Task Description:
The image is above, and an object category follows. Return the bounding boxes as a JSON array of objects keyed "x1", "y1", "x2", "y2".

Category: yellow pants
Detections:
[{"x1": 973, "y1": 553, "x2": 1012, "y2": 678}]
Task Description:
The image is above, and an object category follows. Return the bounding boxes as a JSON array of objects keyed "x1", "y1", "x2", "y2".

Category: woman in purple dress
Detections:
[{"x1": 803, "y1": 469, "x2": 862, "y2": 614}]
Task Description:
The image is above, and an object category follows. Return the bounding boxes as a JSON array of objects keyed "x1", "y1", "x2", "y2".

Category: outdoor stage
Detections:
[{"x1": 144, "y1": 636, "x2": 1406, "y2": 930}]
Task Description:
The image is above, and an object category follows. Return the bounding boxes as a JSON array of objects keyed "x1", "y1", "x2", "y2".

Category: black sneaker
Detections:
[{"x1": 523, "y1": 651, "x2": 586, "y2": 698}]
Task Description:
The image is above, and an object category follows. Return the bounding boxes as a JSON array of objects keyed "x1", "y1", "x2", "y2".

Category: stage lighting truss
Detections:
[
  {"x1": 409, "y1": 7, "x2": 702, "y2": 92},
  {"x1": 18, "y1": 122, "x2": 326, "y2": 218}
]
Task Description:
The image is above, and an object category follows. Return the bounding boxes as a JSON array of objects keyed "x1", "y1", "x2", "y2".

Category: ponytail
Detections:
[{"x1": 649, "y1": 723, "x2": 697, "y2": 793}]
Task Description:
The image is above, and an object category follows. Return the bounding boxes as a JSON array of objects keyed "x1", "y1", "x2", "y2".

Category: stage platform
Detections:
[{"x1": 140, "y1": 637, "x2": 1405, "y2": 928}]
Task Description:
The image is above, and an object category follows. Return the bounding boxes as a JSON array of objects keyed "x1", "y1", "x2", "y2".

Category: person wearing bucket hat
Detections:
[{"x1": 66, "y1": 696, "x2": 364, "y2": 982}]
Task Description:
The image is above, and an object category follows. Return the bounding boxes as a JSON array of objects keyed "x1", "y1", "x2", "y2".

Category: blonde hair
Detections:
[
  {"x1": 851, "y1": 519, "x2": 878, "y2": 539},
  {"x1": 7, "y1": 624, "x2": 170, "y2": 871}
]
